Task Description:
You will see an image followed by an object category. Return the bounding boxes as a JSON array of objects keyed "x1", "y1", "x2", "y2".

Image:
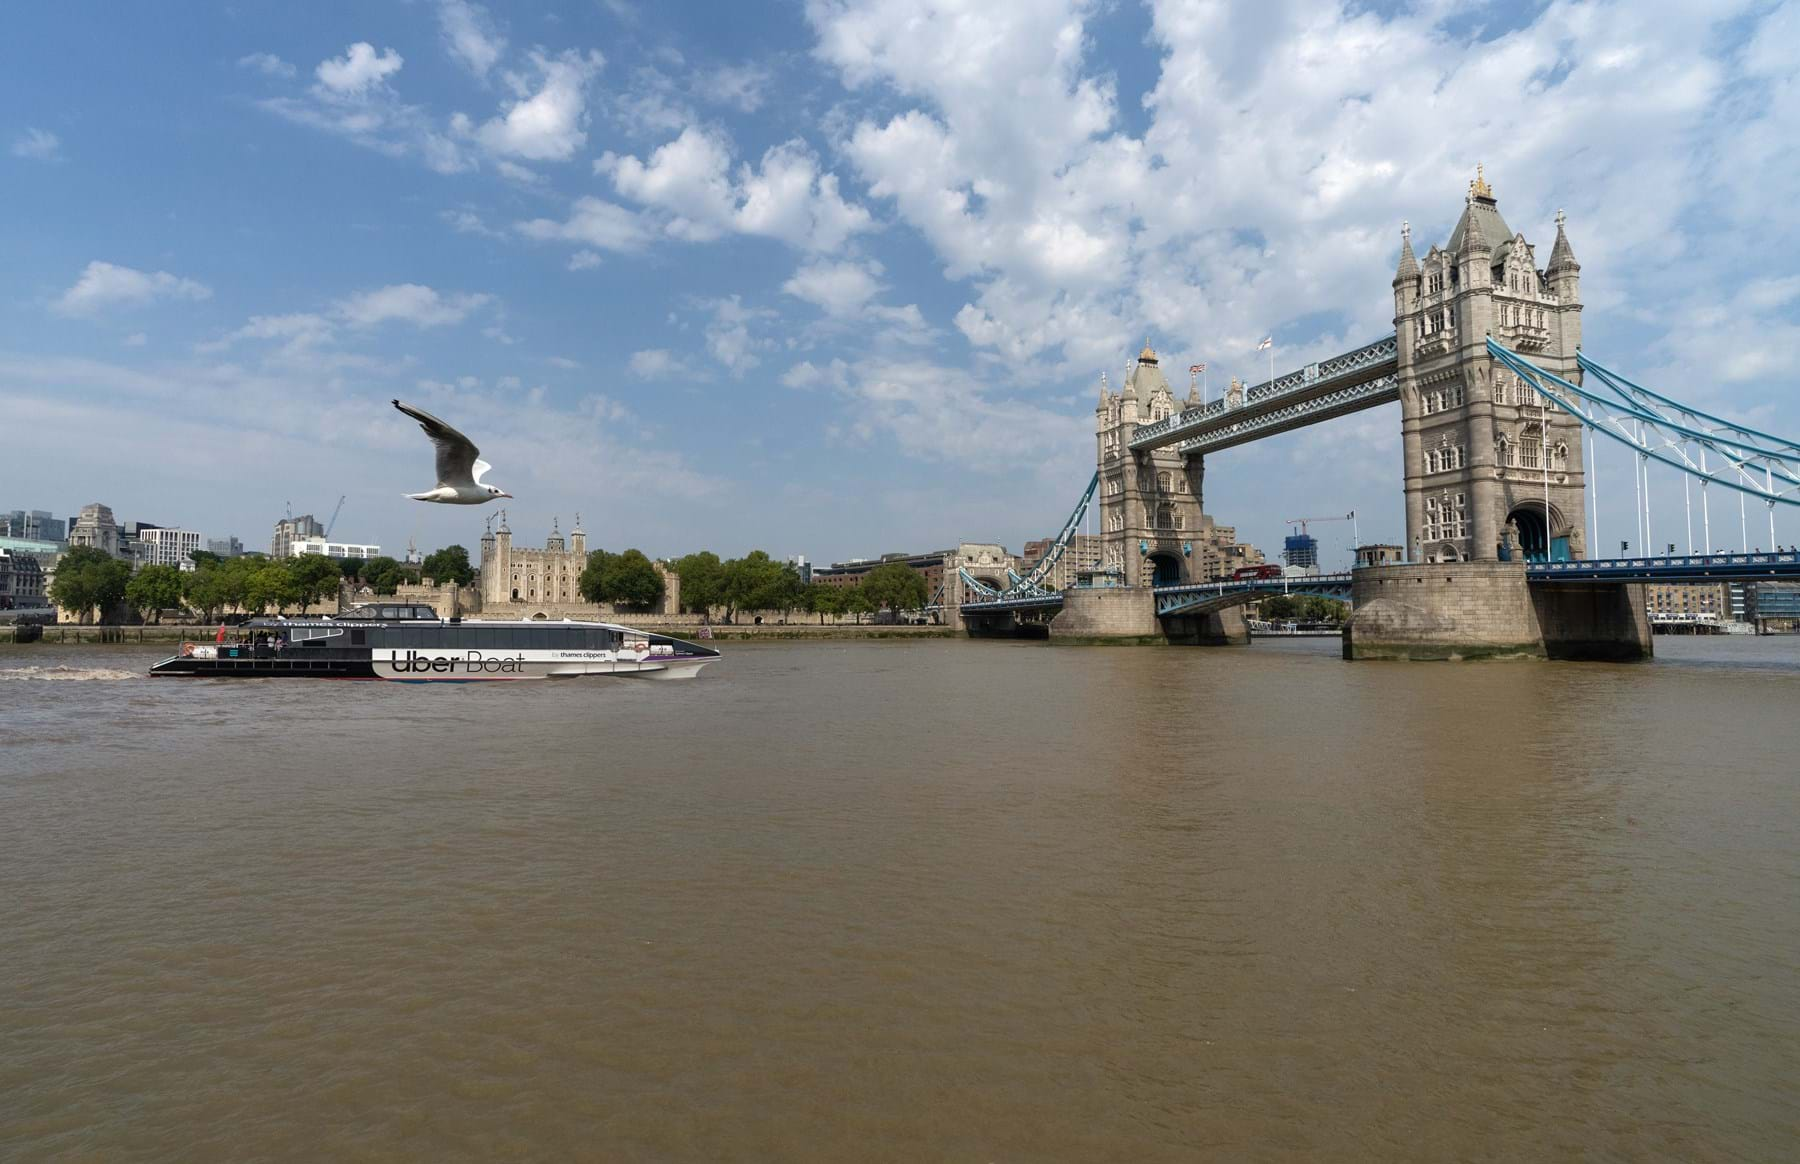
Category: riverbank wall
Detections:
[{"x1": 0, "y1": 623, "x2": 955, "y2": 646}]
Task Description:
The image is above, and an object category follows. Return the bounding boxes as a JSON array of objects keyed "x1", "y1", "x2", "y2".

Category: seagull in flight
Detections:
[{"x1": 392, "y1": 399, "x2": 512, "y2": 504}]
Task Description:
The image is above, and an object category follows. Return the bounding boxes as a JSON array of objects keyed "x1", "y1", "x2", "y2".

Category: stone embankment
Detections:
[{"x1": 0, "y1": 623, "x2": 953, "y2": 646}]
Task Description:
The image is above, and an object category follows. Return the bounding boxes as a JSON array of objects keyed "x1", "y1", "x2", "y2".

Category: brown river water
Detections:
[{"x1": 2, "y1": 637, "x2": 1798, "y2": 1161}]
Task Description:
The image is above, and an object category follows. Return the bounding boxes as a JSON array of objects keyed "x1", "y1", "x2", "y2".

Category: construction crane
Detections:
[
  {"x1": 1286, "y1": 512, "x2": 1355, "y2": 538},
  {"x1": 1284, "y1": 512, "x2": 1359, "y2": 569},
  {"x1": 324, "y1": 495, "x2": 346, "y2": 539}
]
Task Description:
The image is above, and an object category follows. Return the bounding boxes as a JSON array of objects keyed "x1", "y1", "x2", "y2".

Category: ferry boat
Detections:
[{"x1": 149, "y1": 602, "x2": 721, "y2": 682}]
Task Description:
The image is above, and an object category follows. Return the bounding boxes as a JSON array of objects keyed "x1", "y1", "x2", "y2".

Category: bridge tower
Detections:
[
  {"x1": 1394, "y1": 169, "x2": 1587, "y2": 563},
  {"x1": 1095, "y1": 343, "x2": 1208, "y2": 587}
]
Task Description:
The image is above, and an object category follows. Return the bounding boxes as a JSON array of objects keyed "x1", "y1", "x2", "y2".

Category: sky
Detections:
[{"x1": 4, "y1": 0, "x2": 1798, "y2": 567}]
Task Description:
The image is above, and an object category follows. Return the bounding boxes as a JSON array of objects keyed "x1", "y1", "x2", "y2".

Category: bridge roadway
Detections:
[
  {"x1": 1127, "y1": 335, "x2": 1399, "y2": 456},
  {"x1": 957, "y1": 573, "x2": 1356, "y2": 619},
  {"x1": 1527, "y1": 550, "x2": 1800, "y2": 583},
  {"x1": 958, "y1": 552, "x2": 1800, "y2": 624}
]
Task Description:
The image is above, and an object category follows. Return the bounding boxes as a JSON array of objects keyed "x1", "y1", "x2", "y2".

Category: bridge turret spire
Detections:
[
  {"x1": 1547, "y1": 209, "x2": 1580, "y2": 275},
  {"x1": 1458, "y1": 190, "x2": 1489, "y2": 258},
  {"x1": 1393, "y1": 220, "x2": 1419, "y2": 284}
]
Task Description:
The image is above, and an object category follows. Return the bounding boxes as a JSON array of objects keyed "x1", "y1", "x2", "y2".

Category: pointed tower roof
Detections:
[
  {"x1": 1393, "y1": 220, "x2": 1419, "y2": 284},
  {"x1": 1447, "y1": 166, "x2": 1508, "y2": 257},
  {"x1": 1547, "y1": 208, "x2": 1580, "y2": 274},
  {"x1": 1124, "y1": 343, "x2": 1172, "y2": 402}
]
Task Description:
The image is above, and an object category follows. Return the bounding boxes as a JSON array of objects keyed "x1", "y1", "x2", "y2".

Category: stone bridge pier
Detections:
[{"x1": 1343, "y1": 561, "x2": 1651, "y2": 660}]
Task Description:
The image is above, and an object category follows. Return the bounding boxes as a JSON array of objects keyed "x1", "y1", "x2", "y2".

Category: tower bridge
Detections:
[{"x1": 958, "y1": 171, "x2": 1800, "y2": 659}]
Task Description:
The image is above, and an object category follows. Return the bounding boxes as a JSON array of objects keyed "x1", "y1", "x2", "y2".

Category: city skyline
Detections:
[{"x1": 5, "y1": 1, "x2": 1798, "y2": 565}]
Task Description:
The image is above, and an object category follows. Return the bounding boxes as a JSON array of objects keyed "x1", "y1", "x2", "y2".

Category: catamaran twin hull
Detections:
[{"x1": 150, "y1": 612, "x2": 720, "y2": 682}]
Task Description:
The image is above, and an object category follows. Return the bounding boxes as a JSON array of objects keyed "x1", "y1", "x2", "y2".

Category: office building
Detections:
[
  {"x1": 291, "y1": 538, "x2": 380, "y2": 560},
  {"x1": 0, "y1": 509, "x2": 65, "y2": 542},
  {"x1": 68, "y1": 503, "x2": 121, "y2": 558},
  {"x1": 134, "y1": 527, "x2": 205, "y2": 571},
  {"x1": 272, "y1": 515, "x2": 326, "y2": 558}
]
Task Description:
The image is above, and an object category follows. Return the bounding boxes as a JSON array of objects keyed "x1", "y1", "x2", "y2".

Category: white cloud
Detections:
[
  {"x1": 333, "y1": 284, "x2": 494, "y2": 329},
  {"x1": 441, "y1": 208, "x2": 505, "y2": 238},
  {"x1": 493, "y1": 159, "x2": 542, "y2": 184},
  {"x1": 598, "y1": 130, "x2": 873, "y2": 251},
  {"x1": 795, "y1": 354, "x2": 1088, "y2": 464},
  {"x1": 702, "y1": 296, "x2": 775, "y2": 377},
  {"x1": 735, "y1": 140, "x2": 873, "y2": 251},
  {"x1": 259, "y1": 43, "x2": 474, "y2": 174},
  {"x1": 628, "y1": 349, "x2": 690, "y2": 379},
  {"x1": 315, "y1": 42, "x2": 404, "y2": 96},
  {"x1": 516, "y1": 196, "x2": 648, "y2": 253},
  {"x1": 237, "y1": 52, "x2": 296, "y2": 79},
  {"x1": 601, "y1": 126, "x2": 739, "y2": 241},
  {"x1": 438, "y1": 0, "x2": 506, "y2": 79},
  {"x1": 694, "y1": 62, "x2": 773, "y2": 112},
  {"x1": 783, "y1": 259, "x2": 883, "y2": 318},
  {"x1": 11, "y1": 127, "x2": 62, "y2": 160},
  {"x1": 53, "y1": 261, "x2": 211, "y2": 316},
  {"x1": 461, "y1": 49, "x2": 603, "y2": 161}
]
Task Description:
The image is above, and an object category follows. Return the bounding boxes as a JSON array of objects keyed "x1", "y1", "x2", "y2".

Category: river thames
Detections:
[{"x1": 3, "y1": 637, "x2": 1797, "y2": 1160}]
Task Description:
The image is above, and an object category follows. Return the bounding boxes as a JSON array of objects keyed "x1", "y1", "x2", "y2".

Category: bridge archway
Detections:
[
  {"x1": 1148, "y1": 551, "x2": 1184, "y2": 587},
  {"x1": 1507, "y1": 501, "x2": 1570, "y2": 562}
]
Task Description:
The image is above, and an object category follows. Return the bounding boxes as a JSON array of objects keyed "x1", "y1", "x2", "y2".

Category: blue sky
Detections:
[{"x1": 5, "y1": 0, "x2": 1798, "y2": 565}]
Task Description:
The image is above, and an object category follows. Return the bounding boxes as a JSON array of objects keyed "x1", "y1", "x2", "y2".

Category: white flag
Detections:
[{"x1": 1257, "y1": 336, "x2": 1273, "y2": 351}]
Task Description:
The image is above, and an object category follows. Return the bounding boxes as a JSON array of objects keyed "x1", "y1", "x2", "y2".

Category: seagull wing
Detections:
[{"x1": 393, "y1": 399, "x2": 481, "y2": 488}]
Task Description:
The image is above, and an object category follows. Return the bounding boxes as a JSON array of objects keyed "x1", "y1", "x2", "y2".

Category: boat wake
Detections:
[{"x1": 0, "y1": 665, "x2": 142, "y2": 682}]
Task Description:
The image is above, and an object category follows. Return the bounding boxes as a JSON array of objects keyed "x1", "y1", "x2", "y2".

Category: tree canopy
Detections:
[
  {"x1": 671, "y1": 551, "x2": 723, "y2": 614},
  {"x1": 804, "y1": 582, "x2": 846, "y2": 624},
  {"x1": 578, "y1": 548, "x2": 665, "y2": 609},
  {"x1": 48, "y1": 546, "x2": 132, "y2": 624},
  {"x1": 124, "y1": 564, "x2": 185, "y2": 624},
  {"x1": 287, "y1": 554, "x2": 343, "y2": 613},
  {"x1": 719, "y1": 551, "x2": 803, "y2": 620},
  {"x1": 355, "y1": 556, "x2": 415, "y2": 595},
  {"x1": 420, "y1": 544, "x2": 474, "y2": 587},
  {"x1": 859, "y1": 562, "x2": 929, "y2": 613}
]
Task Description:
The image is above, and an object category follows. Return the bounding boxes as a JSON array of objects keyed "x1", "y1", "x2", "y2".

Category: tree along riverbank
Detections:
[{"x1": 0, "y1": 623, "x2": 957, "y2": 646}]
